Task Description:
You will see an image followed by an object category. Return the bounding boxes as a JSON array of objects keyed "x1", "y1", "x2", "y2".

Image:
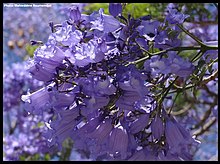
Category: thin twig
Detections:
[{"x1": 193, "y1": 118, "x2": 217, "y2": 137}]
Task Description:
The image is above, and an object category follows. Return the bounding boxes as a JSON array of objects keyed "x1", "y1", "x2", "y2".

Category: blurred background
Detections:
[{"x1": 3, "y1": 3, "x2": 218, "y2": 161}]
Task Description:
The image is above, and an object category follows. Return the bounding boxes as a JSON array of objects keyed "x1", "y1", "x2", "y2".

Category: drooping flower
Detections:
[
  {"x1": 166, "y1": 8, "x2": 189, "y2": 24},
  {"x1": 109, "y1": 3, "x2": 122, "y2": 17},
  {"x1": 108, "y1": 124, "x2": 129, "y2": 159},
  {"x1": 129, "y1": 113, "x2": 150, "y2": 134},
  {"x1": 165, "y1": 116, "x2": 200, "y2": 160},
  {"x1": 26, "y1": 45, "x2": 66, "y2": 82},
  {"x1": 70, "y1": 5, "x2": 81, "y2": 22},
  {"x1": 45, "y1": 106, "x2": 80, "y2": 150},
  {"x1": 151, "y1": 115, "x2": 164, "y2": 140},
  {"x1": 116, "y1": 65, "x2": 148, "y2": 111},
  {"x1": 144, "y1": 51, "x2": 195, "y2": 78},
  {"x1": 21, "y1": 84, "x2": 54, "y2": 115},
  {"x1": 137, "y1": 20, "x2": 160, "y2": 41},
  {"x1": 90, "y1": 8, "x2": 121, "y2": 33}
]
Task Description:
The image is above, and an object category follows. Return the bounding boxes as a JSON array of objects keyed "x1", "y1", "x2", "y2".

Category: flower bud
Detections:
[
  {"x1": 17, "y1": 28, "x2": 24, "y2": 37},
  {"x1": 28, "y1": 27, "x2": 34, "y2": 34},
  {"x1": 7, "y1": 40, "x2": 15, "y2": 49},
  {"x1": 16, "y1": 39, "x2": 25, "y2": 48},
  {"x1": 70, "y1": 6, "x2": 81, "y2": 22}
]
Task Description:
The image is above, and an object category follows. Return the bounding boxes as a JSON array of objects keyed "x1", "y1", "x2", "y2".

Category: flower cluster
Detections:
[
  {"x1": 3, "y1": 62, "x2": 57, "y2": 161},
  {"x1": 20, "y1": 3, "x2": 212, "y2": 161},
  {"x1": 3, "y1": 114, "x2": 53, "y2": 161},
  {"x1": 3, "y1": 3, "x2": 86, "y2": 66},
  {"x1": 3, "y1": 62, "x2": 43, "y2": 112}
]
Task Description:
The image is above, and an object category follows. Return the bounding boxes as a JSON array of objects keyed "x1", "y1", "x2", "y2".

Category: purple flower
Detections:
[
  {"x1": 70, "y1": 5, "x2": 81, "y2": 22},
  {"x1": 116, "y1": 65, "x2": 148, "y2": 111},
  {"x1": 128, "y1": 149, "x2": 147, "y2": 161},
  {"x1": 50, "y1": 91, "x2": 76, "y2": 109},
  {"x1": 128, "y1": 147, "x2": 158, "y2": 161},
  {"x1": 46, "y1": 107, "x2": 80, "y2": 150},
  {"x1": 27, "y1": 61, "x2": 55, "y2": 82},
  {"x1": 145, "y1": 51, "x2": 194, "y2": 78},
  {"x1": 165, "y1": 117, "x2": 187, "y2": 148},
  {"x1": 90, "y1": 8, "x2": 121, "y2": 33},
  {"x1": 129, "y1": 113, "x2": 150, "y2": 134},
  {"x1": 212, "y1": 105, "x2": 218, "y2": 118},
  {"x1": 137, "y1": 20, "x2": 160, "y2": 41},
  {"x1": 82, "y1": 95, "x2": 110, "y2": 116},
  {"x1": 135, "y1": 38, "x2": 149, "y2": 51},
  {"x1": 157, "y1": 151, "x2": 181, "y2": 161},
  {"x1": 51, "y1": 22, "x2": 82, "y2": 47},
  {"x1": 108, "y1": 125, "x2": 129, "y2": 159},
  {"x1": 109, "y1": 3, "x2": 122, "y2": 17},
  {"x1": 65, "y1": 39, "x2": 105, "y2": 67},
  {"x1": 116, "y1": 91, "x2": 142, "y2": 111},
  {"x1": 13, "y1": 3, "x2": 208, "y2": 161},
  {"x1": 21, "y1": 84, "x2": 54, "y2": 115},
  {"x1": 165, "y1": 116, "x2": 200, "y2": 160},
  {"x1": 87, "y1": 118, "x2": 113, "y2": 143},
  {"x1": 27, "y1": 45, "x2": 66, "y2": 82},
  {"x1": 166, "y1": 8, "x2": 189, "y2": 24},
  {"x1": 151, "y1": 115, "x2": 164, "y2": 140},
  {"x1": 202, "y1": 50, "x2": 218, "y2": 63},
  {"x1": 3, "y1": 62, "x2": 43, "y2": 111}
]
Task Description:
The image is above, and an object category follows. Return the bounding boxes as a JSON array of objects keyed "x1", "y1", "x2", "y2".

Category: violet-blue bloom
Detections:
[
  {"x1": 137, "y1": 20, "x2": 160, "y2": 41},
  {"x1": 145, "y1": 51, "x2": 194, "y2": 78},
  {"x1": 16, "y1": 4, "x2": 206, "y2": 161},
  {"x1": 90, "y1": 8, "x2": 121, "y2": 33},
  {"x1": 129, "y1": 113, "x2": 150, "y2": 134},
  {"x1": 109, "y1": 3, "x2": 122, "y2": 17},
  {"x1": 46, "y1": 107, "x2": 80, "y2": 150},
  {"x1": 71, "y1": 115, "x2": 104, "y2": 152},
  {"x1": 3, "y1": 62, "x2": 43, "y2": 111},
  {"x1": 65, "y1": 39, "x2": 106, "y2": 67},
  {"x1": 70, "y1": 5, "x2": 81, "y2": 22},
  {"x1": 165, "y1": 116, "x2": 200, "y2": 160},
  {"x1": 89, "y1": 118, "x2": 113, "y2": 138},
  {"x1": 108, "y1": 125, "x2": 129, "y2": 159},
  {"x1": 50, "y1": 91, "x2": 76, "y2": 109},
  {"x1": 151, "y1": 115, "x2": 164, "y2": 140},
  {"x1": 27, "y1": 45, "x2": 66, "y2": 82},
  {"x1": 21, "y1": 84, "x2": 54, "y2": 115},
  {"x1": 51, "y1": 22, "x2": 82, "y2": 47},
  {"x1": 27, "y1": 61, "x2": 55, "y2": 82},
  {"x1": 166, "y1": 8, "x2": 189, "y2": 24}
]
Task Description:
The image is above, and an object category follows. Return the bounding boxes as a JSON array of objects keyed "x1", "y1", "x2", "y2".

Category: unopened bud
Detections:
[
  {"x1": 28, "y1": 27, "x2": 34, "y2": 34},
  {"x1": 70, "y1": 6, "x2": 81, "y2": 22},
  {"x1": 17, "y1": 39, "x2": 25, "y2": 48},
  {"x1": 18, "y1": 28, "x2": 24, "y2": 37},
  {"x1": 7, "y1": 40, "x2": 15, "y2": 49}
]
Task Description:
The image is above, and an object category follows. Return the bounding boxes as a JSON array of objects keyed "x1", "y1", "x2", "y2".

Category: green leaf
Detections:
[
  {"x1": 37, "y1": 122, "x2": 44, "y2": 128},
  {"x1": 44, "y1": 154, "x2": 51, "y2": 161},
  {"x1": 25, "y1": 44, "x2": 39, "y2": 58},
  {"x1": 19, "y1": 155, "x2": 26, "y2": 161}
]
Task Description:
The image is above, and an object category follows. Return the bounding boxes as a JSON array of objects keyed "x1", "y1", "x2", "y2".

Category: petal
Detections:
[
  {"x1": 151, "y1": 115, "x2": 164, "y2": 140},
  {"x1": 109, "y1": 3, "x2": 122, "y2": 17},
  {"x1": 109, "y1": 126, "x2": 129, "y2": 159},
  {"x1": 130, "y1": 114, "x2": 149, "y2": 134}
]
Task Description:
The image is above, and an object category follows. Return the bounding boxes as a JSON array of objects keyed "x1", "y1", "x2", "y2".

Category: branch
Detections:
[
  {"x1": 171, "y1": 104, "x2": 192, "y2": 116},
  {"x1": 127, "y1": 45, "x2": 218, "y2": 66},
  {"x1": 192, "y1": 97, "x2": 217, "y2": 130},
  {"x1": 200, "y1": 69, "x2": 218, "y2": 86},
  {"x1": 193, "y1": 118, "x2": 217, "y2": 137},
  {"x1": 177, "y1": 24, "x2": 206, "y2": 46}
]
